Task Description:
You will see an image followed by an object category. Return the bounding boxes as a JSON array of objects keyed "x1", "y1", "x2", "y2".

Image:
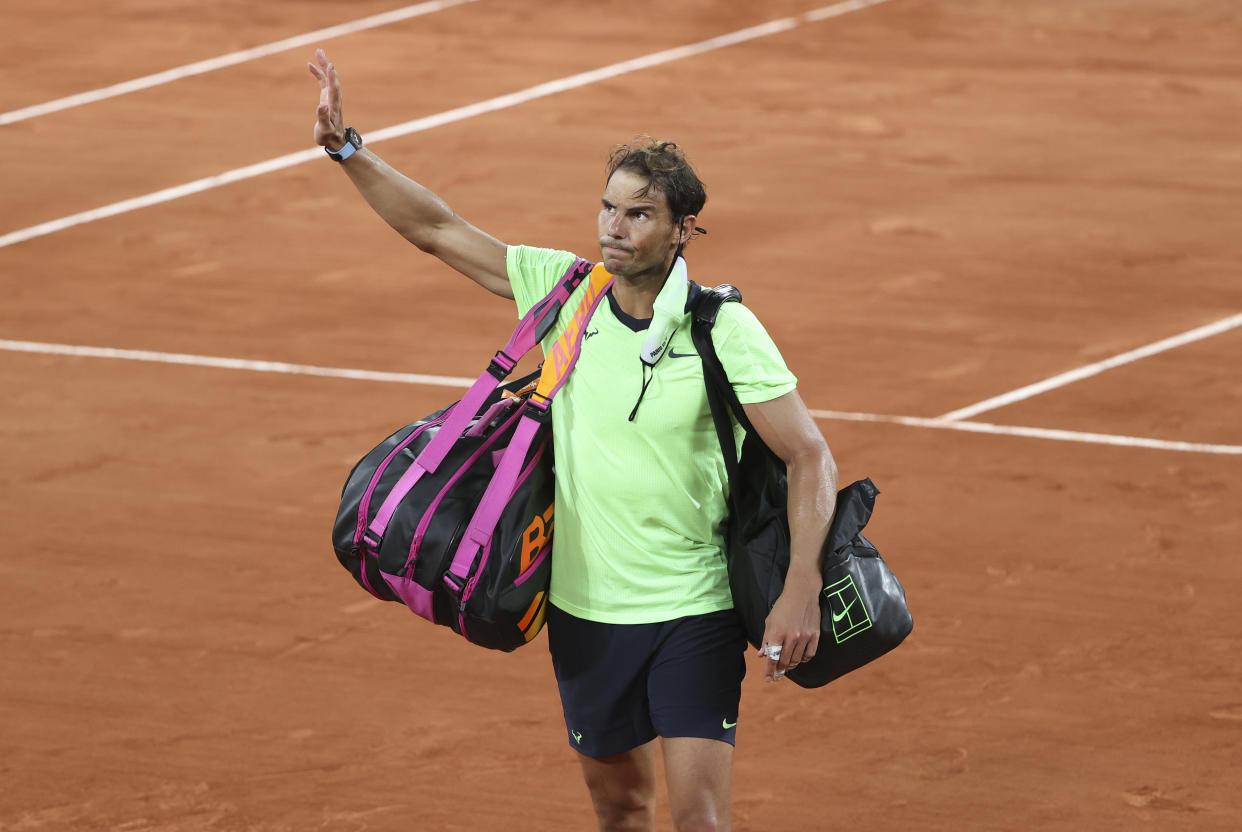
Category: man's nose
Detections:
[{"x1": 605, "y1": 214, "x2": 625, "y2": 237}]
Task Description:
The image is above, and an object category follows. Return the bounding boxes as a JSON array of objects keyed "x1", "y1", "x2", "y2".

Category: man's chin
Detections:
[{"x1": 601, "y1": 254, "x2": 629, "y2": 274}]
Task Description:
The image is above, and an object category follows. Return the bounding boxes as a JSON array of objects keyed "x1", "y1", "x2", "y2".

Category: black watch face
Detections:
[{"x1": 346, "y1": 128, "x2": 361, "y2": 147}]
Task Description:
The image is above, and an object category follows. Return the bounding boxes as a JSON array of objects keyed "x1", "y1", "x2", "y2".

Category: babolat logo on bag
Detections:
[
  {"x1": 824, "y1": 575, "x2": 872, "y2": 644},
  {"x1": 521, "y1": 503, "x2": 554, "y2": 572}
]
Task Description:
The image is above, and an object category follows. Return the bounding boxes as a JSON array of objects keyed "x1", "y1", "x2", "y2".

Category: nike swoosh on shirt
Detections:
[
  {"x1": 667, "y1": 349, "x2": 696, "y2": 359},
  {"x1": 722, "y1": 718, "x2": 738, "y2": 729}
]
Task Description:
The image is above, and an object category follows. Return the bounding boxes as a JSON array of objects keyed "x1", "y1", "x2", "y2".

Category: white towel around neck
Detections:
[{"x1": 639, "y1": 256, "x2": 689, "y2": 366}]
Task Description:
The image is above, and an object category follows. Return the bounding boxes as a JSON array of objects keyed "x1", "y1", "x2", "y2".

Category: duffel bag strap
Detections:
[
  {"x1": 443, "y1": 264, "x2": 615, "y2": 596},
  {"x1": 443, "y1": 406, "x2": 548, "y2": 597},
  {"x1": 414, "y1": 257, "x2": 594, "y2": 475},
  {"x1": 366, "y1": 258, "x2": 593, "y2": 543},
  {"x1": 532, "y1": 264, "x2": 615, "y2": 403},
  {"x1": 689, "y1": 284, "x2": 746, "y2": 481}
]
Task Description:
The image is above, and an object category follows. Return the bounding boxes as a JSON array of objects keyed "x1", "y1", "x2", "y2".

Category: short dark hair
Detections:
[{"x1": 605, "y1": 137, "x2": 707, "y2": 229}]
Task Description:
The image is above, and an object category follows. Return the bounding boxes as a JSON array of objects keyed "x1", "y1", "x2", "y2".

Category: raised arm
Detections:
[{"x1": 309, "y1": 49, "x2": 512, "y2": 299}]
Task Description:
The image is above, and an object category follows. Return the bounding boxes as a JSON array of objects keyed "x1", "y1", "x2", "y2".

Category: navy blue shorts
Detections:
[{"x1": 546, "y1": 604, "x2": 748, "y2": 759}]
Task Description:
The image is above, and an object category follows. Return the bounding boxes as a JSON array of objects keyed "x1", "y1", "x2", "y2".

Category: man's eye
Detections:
[{"x1": 635, "y1": 212, "x2": 648, "y2": 221}]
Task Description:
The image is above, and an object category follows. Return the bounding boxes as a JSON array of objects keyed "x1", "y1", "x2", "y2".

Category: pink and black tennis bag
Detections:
[{"x1": 332, "y1": 258, "x2": 613, "y2": 651}]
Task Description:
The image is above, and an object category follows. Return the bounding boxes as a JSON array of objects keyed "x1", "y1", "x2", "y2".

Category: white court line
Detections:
[
  {"x1": 0, "y1": 0, "x2": 479, "y2": 126},
  {"x1": 0, "y1": 339, "x2": 476, "y2": 389},
  {"x1": 806, "y1": 0, "x2": 894, "y2": 20},
  {"x1": 0, "y1": 0, "x2": 895, "y2": 250},
  {"x1": 3, "y1": 338, "x2": 1239, "y2": 456},
  {"x1": 940, "y1": 312, "x2": 1242, "y2": 421},
  {"x1": 809, "y1": 409, "x2": 1242, "y2": 456}
]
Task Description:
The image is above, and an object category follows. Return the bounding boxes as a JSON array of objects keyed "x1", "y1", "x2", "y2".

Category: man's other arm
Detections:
[
  {"x1": 742, "y1": 389, "x2": 838, "y2": 681},
  {"x1": 309, "y1": 50, "x2": 511, "y2": 299}
]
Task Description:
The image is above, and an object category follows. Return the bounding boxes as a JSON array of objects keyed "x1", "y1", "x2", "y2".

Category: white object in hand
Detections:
[{"x1": 760, "y1": 644, "x2": 782, "y2": 661}]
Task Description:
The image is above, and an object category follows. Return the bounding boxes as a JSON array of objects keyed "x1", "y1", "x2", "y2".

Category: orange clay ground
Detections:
[{"x1": 2, "y1": 1, "x2": 1240, "y2": 829}]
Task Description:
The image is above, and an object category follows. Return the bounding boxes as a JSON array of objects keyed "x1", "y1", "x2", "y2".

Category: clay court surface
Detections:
[{"x1": 3, "y1": 0, "x2": 1241, "y2": 829}]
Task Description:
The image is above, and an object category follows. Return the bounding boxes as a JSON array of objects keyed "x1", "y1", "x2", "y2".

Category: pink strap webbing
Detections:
[
  {"x1": 365, "y1": 258, "x2": 591, "y2": 543},
  {"x1": 408, "y1": 257, "x2": 590, "y2": 477},
  {"x1": 443, "y1": 412, "x2": 543, "y2": 587},
  {"x1": 445, "y1": 267, "x2": 615, "y2": 587},
  {"x1": 505, "y1": 258, "x2": 593, "y2": 358}
]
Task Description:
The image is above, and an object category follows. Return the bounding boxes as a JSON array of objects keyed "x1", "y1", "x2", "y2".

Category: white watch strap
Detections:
[{"x1": 327, "y1": 140, "x2": 358, "y2": 162}]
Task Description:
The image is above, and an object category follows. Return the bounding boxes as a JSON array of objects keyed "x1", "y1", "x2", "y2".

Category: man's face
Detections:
[{"x1": 598, "y1": 169, "x2": 682, "y2": 279}]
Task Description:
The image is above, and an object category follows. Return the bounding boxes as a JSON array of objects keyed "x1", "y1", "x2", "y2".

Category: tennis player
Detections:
[{"x1": 310, "y1": 49, "x2": 838, "y2": 832}]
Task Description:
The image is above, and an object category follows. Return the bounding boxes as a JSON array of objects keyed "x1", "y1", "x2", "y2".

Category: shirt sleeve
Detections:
[
  {"x1": 710, "y1": 301, "x2": 798, "y2": 405},
  {"x1": 506, "y1": 245, "x2": 579, "y2": 319}
]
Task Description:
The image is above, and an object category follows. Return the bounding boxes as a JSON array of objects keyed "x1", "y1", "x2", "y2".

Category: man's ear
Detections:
[{"x1": 678, "y1": 214, "x2": 698, "y2": 246}]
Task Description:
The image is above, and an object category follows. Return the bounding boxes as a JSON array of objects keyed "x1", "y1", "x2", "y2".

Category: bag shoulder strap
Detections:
[
  {"x1": 689, "y1": 284, "x2": 749, "y2": 480},
  {"x1": 366, "y1": 258, "x2": 604, "y2": 544},
  {"x1": 443, "y1": 263, "x2": 614, "y2": 591},
  {"x1": 411, "y1": 257, "x2": 597, "y2": 474},
  {"x1": 689, "y1": 283, "x2": 744, "y2": 406},
  {"x1": 497, "y1": 257, "x2": 596, "y2": 374},
  {"x1": 691, "y1": 283, "x2": 742, "y2": 326},
  {"x1": 532, "y1": 263, "x2": 614, "y2": 405}
]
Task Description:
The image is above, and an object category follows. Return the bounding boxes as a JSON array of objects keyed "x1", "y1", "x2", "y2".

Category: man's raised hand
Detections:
[{"x1": 308, "y1": 48, "x2": 346, "y2": 149}]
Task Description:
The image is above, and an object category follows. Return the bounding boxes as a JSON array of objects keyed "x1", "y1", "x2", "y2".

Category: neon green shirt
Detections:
[{"x1": 507, "y1": 245, "x2": 798, "y2": 623}]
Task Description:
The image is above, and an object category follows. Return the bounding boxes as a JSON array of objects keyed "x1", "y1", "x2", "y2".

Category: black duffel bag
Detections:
[{"x1": 689, "y1": 285, "x2": 913, "y2": 688}]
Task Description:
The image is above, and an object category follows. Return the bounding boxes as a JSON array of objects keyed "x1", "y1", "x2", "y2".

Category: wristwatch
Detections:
[{"x1": 325, "y1": 127, "x2": 363, "y2": 162}]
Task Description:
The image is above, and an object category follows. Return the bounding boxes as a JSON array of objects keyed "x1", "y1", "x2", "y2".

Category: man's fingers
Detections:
[
  {"x1": 761, "y1": 630, "x2": 821, "y2": 679},
  {"x1": 759, "y1": 642, "x2": 782, "y2": 682},
  {"x1": 795, "y1": 631, "x2": 818, "y2": 663},
  {"x1": 766, "y1": 632, "x2": 818, "y2": 677},
  {"x1": 327, "y1": 65, "x2": 343, "y2": 113},
  {"x1": 316, "y1": 75, "x2": 334, "y2": 123},
  {"x1": 788, "y1": 632, "x2": 819, "y2": 666}
]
